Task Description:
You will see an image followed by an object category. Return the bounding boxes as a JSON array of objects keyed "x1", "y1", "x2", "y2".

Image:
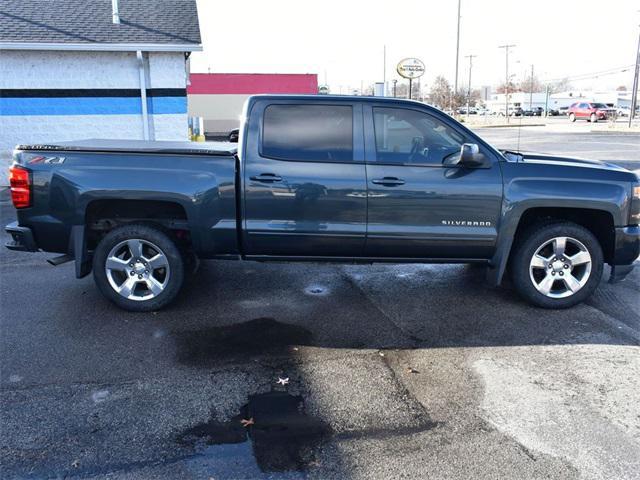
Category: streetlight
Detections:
[{"x1": 498, "y1": 44, "x2": 516, "y2": 122}]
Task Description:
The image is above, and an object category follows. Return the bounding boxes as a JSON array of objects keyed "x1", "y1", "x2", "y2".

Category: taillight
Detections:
[
  {"x1": 630, "y1": 183, "x2": 640, "y2": 225},
  {"x1": 9, "y1": 166, "x2": 31, "y2": 208}
]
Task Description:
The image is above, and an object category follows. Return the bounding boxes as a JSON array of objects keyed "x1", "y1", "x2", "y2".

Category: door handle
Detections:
[
  {"x1": 371, "y1": 177, "x2": 405, "y2": 186},
  {"x1": 250, "y1": 173, "x2": 282, "y2": 183}
]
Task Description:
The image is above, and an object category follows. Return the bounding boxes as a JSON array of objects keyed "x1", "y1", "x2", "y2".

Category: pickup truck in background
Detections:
[{"x1": 6, "y1": 95, "x2": 640, "y2": 311}]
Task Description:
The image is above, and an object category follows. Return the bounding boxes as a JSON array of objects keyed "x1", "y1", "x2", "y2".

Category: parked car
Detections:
[
  {"x1": 557, "y1": 106, "x2": 570, "y2": 116},
  {"x1": 523, "y1": 108, "x2": 543, "y2": 117},
  {"x1": 497, "y1": 107, "x2": 523, "y2": 117},
  {"x1": 568, "y1": 102, "x2": 616, "y2": 122},
  {"x1": 545, "y1": 108, "x2": 560, "y2": 116},
  {"x1": 6, "y1": 95, "x2": 640, "y2": 311},
  {"x1": 616, "y1": 106, "x2": 631, "y2": 117}
]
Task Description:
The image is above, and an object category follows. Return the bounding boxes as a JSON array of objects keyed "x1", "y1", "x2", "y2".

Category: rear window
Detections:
[{"x1": 262, "y1": 104, "x2": 353, "y2": 162}]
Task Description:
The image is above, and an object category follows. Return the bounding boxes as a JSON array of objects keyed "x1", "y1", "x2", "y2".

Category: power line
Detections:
[{"x1": 543, "y1": 65, "x2": 634, "y2": 83}]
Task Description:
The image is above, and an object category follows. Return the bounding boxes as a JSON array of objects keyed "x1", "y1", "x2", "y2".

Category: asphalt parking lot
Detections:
[
  {"x1": 474, "y1": 120, "x2": 640, "y2": 171},
  {"x1": 1, "y1": 128, "x2": 639, "y2": 479}
]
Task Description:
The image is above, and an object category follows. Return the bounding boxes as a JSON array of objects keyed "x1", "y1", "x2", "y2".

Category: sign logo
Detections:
[
  {"x1": 396, "y1": 58, "x2": 425, "y2": 79},
  {"x1": 442, "y1": 220, "x2": 492, "y2": 227}
]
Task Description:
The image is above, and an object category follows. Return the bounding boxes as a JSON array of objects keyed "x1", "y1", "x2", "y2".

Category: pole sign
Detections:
[{"x1": 396, "y1": 58, "x2": 425, "y2": 79}]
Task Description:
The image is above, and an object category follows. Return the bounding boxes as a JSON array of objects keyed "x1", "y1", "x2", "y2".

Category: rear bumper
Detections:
[
  {"x1": 5, "y1": 221, "x2": 38, "y2": 252},
  {"x1": 609, "y1": 225, "x2": 640, "y2": 283}
]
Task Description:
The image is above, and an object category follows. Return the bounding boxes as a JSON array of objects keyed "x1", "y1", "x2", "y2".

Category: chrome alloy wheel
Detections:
[
  {"x1": 105, "y1": 239, "x2": 170, "y2": 301},
  {"x1": 529, "y1": 236, "x2": 592, "y2": 299}
]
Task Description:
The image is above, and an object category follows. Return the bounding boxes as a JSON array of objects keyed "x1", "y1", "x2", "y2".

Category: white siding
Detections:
[
  {"x1": 0, "y1": 50, "x2": 140, "y2": 89},
  {"x1": 0, "y1": 50, "x2": 188, "y2": 185}
]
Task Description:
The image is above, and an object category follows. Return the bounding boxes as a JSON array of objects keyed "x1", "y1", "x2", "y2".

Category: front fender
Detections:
[{"x1": 487, "y1": 172, "x2": 629, "y2": 285}]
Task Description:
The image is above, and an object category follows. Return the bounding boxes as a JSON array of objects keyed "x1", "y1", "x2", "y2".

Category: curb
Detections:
[
  {"x1": 589, "y1": 129, "x2": 640, "y2": 134},
  {"x1": 472, "y1": 123, "x2": 546, "y2": 129}
]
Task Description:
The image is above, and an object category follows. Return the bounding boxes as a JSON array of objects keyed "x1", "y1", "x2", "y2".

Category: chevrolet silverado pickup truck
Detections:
[{"x1": 6, "y1": 95, "x2": 640, "y2": 311}]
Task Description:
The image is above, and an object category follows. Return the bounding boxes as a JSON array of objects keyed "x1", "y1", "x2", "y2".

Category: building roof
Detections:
[
  {"x1": 188, "y1": 73, "x2": 318, "y2": 95},
  {"x1": 0, "y1": 0, "x2": 201, "y2": 51}
]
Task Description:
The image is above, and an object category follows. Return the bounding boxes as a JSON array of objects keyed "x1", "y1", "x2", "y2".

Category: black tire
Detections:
[
  {"x1": 569, "y1": 113, "x2": 576, "y2": 122},
  {"x1": 590, "y1": 113, "x2": 597, "y2": 123},
  {"x1": 510, "y1": 221, "x2": 603, "y2": 309},
  {"x1": 92, "y1": 224, "x2": 184, "y2": 312}
]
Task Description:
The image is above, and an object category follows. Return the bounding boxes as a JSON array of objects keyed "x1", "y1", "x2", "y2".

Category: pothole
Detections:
[{"x1": 178, "y1": 391, "x2": 329, "y2": 475}]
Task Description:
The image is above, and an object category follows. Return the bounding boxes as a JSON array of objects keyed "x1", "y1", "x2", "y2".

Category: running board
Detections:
[{"x1": 47, "y1": 254, "x2": 73, "y2": 266}]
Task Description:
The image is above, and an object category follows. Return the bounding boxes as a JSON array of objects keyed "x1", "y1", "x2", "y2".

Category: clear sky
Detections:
[{"x1": 190, "y1": 0, "x2": 640, "y2": 93}]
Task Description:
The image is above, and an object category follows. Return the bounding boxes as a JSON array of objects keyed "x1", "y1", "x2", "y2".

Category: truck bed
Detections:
[{"x1": 15, "y1": 139, "x2": 238, "y2": 156}]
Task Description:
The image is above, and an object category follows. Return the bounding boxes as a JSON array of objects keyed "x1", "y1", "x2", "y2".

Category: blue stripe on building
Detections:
[{"x1": 0, "y1": 96, "x2": 187, "y2": 116}]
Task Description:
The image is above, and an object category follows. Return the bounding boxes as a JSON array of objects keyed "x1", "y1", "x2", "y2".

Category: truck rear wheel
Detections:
[
  {"x1": 92, "y1": 224, "x2": 184, "y2": 312},
  {"x1": 510, "y1": 222, "x2": 603, "y2": 309}
]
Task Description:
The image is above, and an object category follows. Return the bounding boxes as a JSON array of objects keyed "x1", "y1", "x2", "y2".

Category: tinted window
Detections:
[
  {"x1": 372, "y1": 107, "x2": 465, "y2": 166},
  {"x1": 579, "y1": 103, "x2": 589, "y2": 108},
  {"x1": 591, "y1": 103, "x2": 607, "y2": 108},
  {"x1": 262, "y1": 104, "x2": 353, "y2": 162}
]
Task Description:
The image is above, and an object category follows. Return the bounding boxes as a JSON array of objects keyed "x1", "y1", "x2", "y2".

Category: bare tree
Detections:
[
  {"x1": 495, "y1": 80, "x2": 519, "y2": 94},
  {"x1": 518, "y1": 72, "x2": 543, "y2": 93},
  {"x1": 428, "y1": 76, "x2": 453, "y2": 109},
  {"x1": 548, "y1": 77, "x2": 573, "y2": 93}
]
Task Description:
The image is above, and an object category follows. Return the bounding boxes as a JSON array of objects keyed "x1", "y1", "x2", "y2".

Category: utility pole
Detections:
[
  {"x1": 544, "y1": 83, "x2": 550, "y2": 117},
  {"x1": 465, "y1": 54, "x2": 476, "y2": 120},
  {"x1": 454, "y1": 0, "x2": 462, "y2": 95},
  {"x1": 498, "y1": 44, "x2": 516, "y2": 123},
  {"x1": 383, "y1": 45, "x2": 387, "y2": 96},
  {"x1": 392, "y1": 79, "x2": 397, "y2": 98},
  {"x1": 449, "y1": 0, "x2": 462, "y2": 110},
  {"x1": 529, "y1": 64, "x2": 534, "y2": 110},
  {"x1": 629, "y1": 25, "x2": 640, "y2": 127}
]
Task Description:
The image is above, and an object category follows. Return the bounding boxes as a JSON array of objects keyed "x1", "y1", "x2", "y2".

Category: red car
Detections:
[{"x1": 568, "y1": 102, "x2": 615, "y2": 123}]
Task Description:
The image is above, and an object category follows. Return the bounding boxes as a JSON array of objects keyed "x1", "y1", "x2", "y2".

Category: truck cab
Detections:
[{"x1": 241, "y1": 96, "x2": 502, "y2": 260}]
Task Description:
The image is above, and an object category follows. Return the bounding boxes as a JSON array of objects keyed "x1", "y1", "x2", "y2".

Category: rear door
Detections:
[
  {"x1": 242, "y1": 99, "x2": 367, "y2": 257},
  {"x1": 363, "y1": 104, "x2": 503, "y2": 259}
]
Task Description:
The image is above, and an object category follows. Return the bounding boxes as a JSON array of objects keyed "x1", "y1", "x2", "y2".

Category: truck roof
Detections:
[{"x1": 15, "y1": 139, "x2": 238, "y2": 156}]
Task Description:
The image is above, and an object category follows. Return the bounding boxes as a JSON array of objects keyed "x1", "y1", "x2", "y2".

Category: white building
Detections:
[
  {"x1": 547, "y1": 90, "x2": 633, "y2": 109},
  {"x1": 485, "y1": 92, "x2": 549, "y2": 114},
  {"x1": 0, "y1": 0, "x2": 202, "y2": 184}
]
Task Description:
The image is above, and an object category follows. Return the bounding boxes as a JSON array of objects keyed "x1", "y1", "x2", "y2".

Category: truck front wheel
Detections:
[
  {"x1": 92, "y1": 224, "x2": 185, "y2": 312},
  {"x1": 510, "y1": 222, "x2": 603, "y2": 308}
]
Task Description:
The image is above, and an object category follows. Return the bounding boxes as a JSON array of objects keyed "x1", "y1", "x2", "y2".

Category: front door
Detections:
[
  {"x1": 243, "y1": 100, "x2": 367, "y2": 257},
  {"x1": 364, "y1": 105, "x2": 503, "y2": 259}
]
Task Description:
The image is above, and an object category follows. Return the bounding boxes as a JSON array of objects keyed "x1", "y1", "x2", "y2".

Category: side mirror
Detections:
[{"x1": 459, "y1": 143, "x2": 485, "y2": 167}]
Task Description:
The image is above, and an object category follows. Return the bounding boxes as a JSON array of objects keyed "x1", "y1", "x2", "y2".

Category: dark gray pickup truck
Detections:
[{"x1": 6, "y1": 95, "x2": 640, "y2": 311}]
